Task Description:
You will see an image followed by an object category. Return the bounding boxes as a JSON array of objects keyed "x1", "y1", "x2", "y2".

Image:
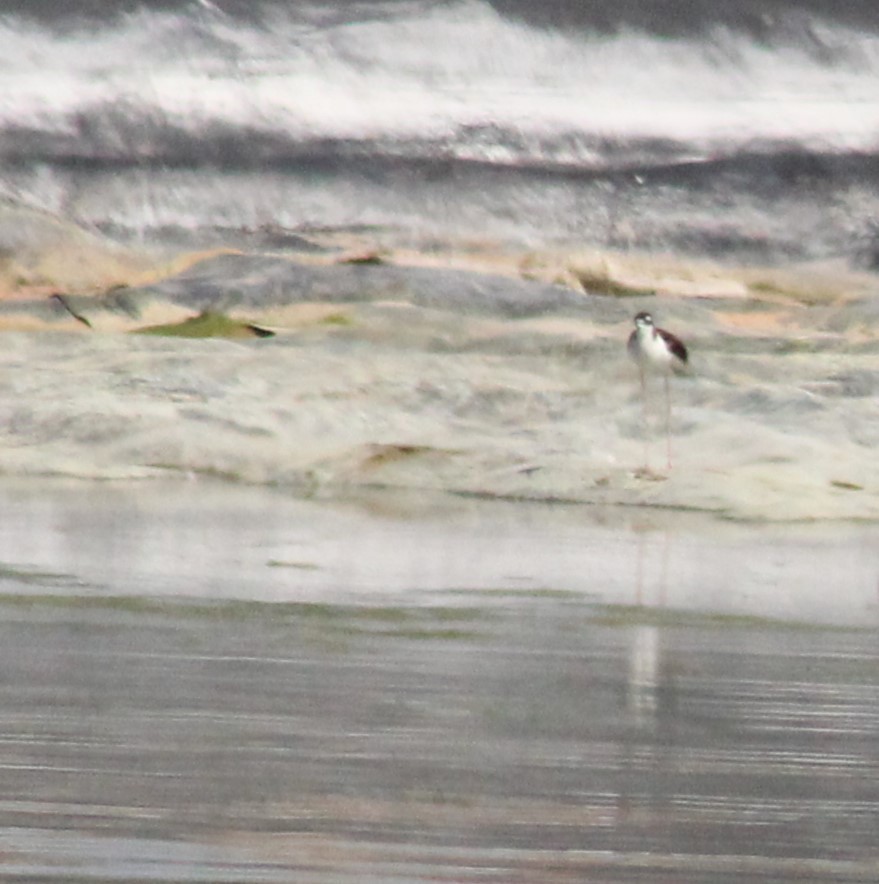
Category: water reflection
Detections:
[
  {"x1": 628, "y1": 624, "x2": 661, "y2": 725},
  {"x1": 627, "y1": 525, "x2": 668, "y2": 727},
  {"x1": 0, "y1": 478, "x2": 875, "y2": 627},
  {"x1": 0, "y1": 479, "x2": 875, "y2": 881}
]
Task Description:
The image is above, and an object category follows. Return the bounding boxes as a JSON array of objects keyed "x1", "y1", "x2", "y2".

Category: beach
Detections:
[
  {"x1": 2, "y1": 0, "x2": 879, "y2": 878},
  {"x1": 2, "y1": 118, "x2": 879, "y2": 884},
  {"x1": 2, "y1": 202, "x2": 879, "y2": 520}
]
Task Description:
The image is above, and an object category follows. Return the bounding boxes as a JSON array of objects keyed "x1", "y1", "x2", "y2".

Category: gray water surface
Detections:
[{"x1": 0, "y1": 479, "x2": 877, "y2": 882}]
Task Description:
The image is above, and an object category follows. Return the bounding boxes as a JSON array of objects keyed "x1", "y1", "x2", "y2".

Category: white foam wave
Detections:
[{"x1": 1, "y1": 0, "x2": 879, "y2": 163}]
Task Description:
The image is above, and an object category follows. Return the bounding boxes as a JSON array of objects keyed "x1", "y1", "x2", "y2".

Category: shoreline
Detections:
[
  {"x1": 0, "y1": 314, "x2": 877, "y2": 522},
  {"x1": 0, "y1": 475, "x2": 875, "y2": 627},
  {"x1": 1, "y1": 201, "x2": 879, "y2": 521}
]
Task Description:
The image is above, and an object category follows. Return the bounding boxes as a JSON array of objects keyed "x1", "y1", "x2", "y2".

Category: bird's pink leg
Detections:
[
  {"x1": 664, "y1": 373, "x2": 672, "y2": 470},
  {"x1": 640, "y1": 366, "x2": 649, "y2": 470}
]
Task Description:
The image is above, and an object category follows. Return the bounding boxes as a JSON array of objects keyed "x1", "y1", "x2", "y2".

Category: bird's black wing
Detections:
[{"x1": 658, "y1": 328, "x2": 688, "y2": 365}]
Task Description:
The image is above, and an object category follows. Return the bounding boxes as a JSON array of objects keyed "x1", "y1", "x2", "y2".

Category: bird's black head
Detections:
[{"x1": 633, "y1": 311, "x2": 654, "y2": 327}]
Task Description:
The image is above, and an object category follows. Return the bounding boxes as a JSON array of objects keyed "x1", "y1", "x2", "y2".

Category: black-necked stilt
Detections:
[{"x1": 627, "y1": 311, "x2": 688, "y2": 471}]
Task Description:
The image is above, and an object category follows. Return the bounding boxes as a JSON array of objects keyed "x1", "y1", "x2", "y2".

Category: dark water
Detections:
[
  {"x1": 2, "y1": 601, "x2": 878, "y2": 882},
  {"x1": 2, "y1": 0, "x2": 879, "y2": 265},
  {"x1": 0, "y1": 480, "x2": 877, "y2": 881}
]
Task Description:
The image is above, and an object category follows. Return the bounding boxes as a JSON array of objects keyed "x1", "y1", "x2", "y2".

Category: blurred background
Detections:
[{"x1": 1, "y1": 0, "x2": 879, "y2": 264}]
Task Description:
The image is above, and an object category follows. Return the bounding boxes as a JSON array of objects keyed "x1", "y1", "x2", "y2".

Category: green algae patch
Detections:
[
  {"x1": 746, "y1": 278, "x2": 842, "y2": 306},
  {"x1": 572, "y1": 267, "x2": 654, "y2": 297},
  {"x1": 588, "y1": 603, "x2": 865, "y2": 632},
  {"x1": 134, "y1": 310, "x2": 275, "y2": 339},
  {"x1": 342, "y1": 626, "x2": 482, "y2": 641},
  {"x1": 320, "y1": 311, "x2": 353, "y2": 326},
  {"x1": 0, "y1": 564, "x2": 82, "y2": 587},
  {"x1": 773, "y1": 337, "x2": 818, "y2": 355},
  {"x1": 266, "y1": 559, "x2": 322, "y2": 570},
  {"x1": 443, "y1": 587, "x2": 583, "y2": 600},
  {"x1": 830, "y1": 479, "x2": 864, "y2": 491},
  {"x1": 0, "y1": 593, "x2": 171, "y2": 614},
  {"x1": 326, "y1": 605, "x2": 489, "y2": 640},
  {"x1": 0, "y1": 593, "x2": 490, "y2": 636},
  {"x1": 145, "y1": 465, "x2": 250, "y2": 483}
]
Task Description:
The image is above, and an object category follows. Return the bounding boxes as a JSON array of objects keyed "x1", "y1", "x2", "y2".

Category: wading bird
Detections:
[{"x1": 627, "y1": 311, "x2": 688, "y2": 471}]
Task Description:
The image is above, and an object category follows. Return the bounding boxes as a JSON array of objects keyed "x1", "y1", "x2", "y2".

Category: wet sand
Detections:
[
  {"x1": 4, "y1": 200, "x2": 879, "y2": 520},
  {"x1": 2, "y1": 298, "x2": 879, "y2": 522},
  {"x1": 0, "y1": 479, "x2": 877, "y2": 881}
]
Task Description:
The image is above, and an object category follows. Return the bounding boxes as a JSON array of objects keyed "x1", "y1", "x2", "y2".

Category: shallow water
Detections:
[
  {"x1": 1, "y1": 478, "x2": 876, "y2": 622},
  {"x1": 0, "y1": 479, "x2": 877, "y2": 882}
]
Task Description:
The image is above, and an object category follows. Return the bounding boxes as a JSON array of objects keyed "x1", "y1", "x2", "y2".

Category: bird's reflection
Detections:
[
  {"x1": 628, "y1": 624, "x2": 660, "y2": 725},
  {"x1": 626, "y1": 525, "x2": 672, "y2": 729},
  {"x1": 617, "y1": 524, "x2": 676, "y2": 832}
]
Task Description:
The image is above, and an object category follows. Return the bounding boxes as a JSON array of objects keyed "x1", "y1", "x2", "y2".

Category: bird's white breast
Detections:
[{"x1": 634, "y1": 326, "x2": 676, "y2": 369}]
